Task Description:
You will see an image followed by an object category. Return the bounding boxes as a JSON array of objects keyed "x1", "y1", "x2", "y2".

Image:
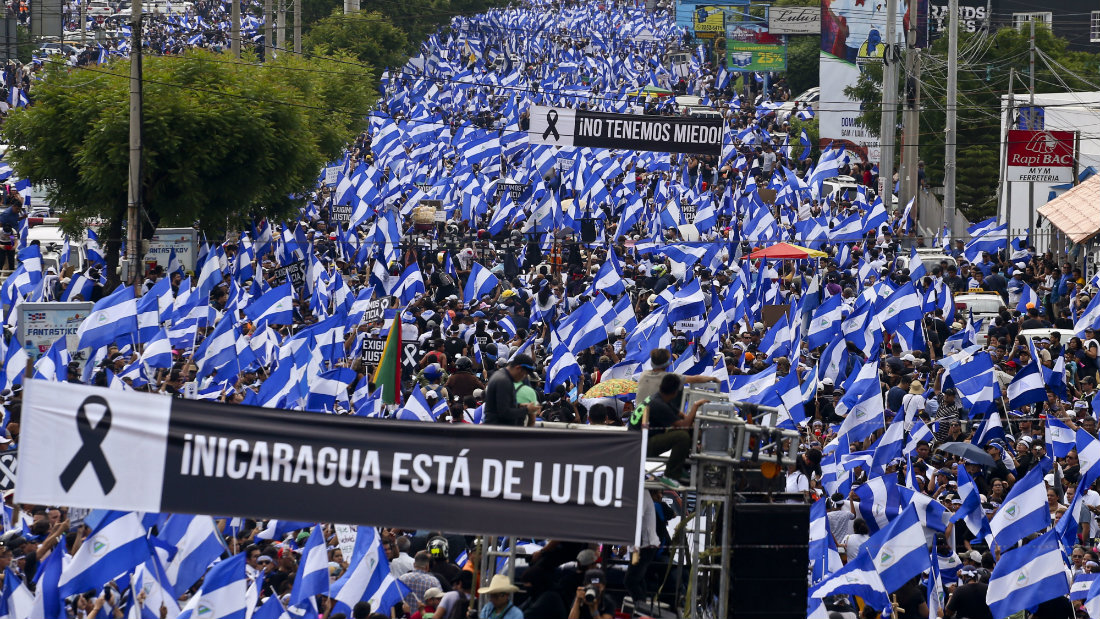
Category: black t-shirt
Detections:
[
  {"x1": 1031, "y1": 595, "x2": 1074, "y2": 619},
  {"x1": 647, "y1": 397, "x2": 680, "y2": 429},
  {"x1": 946, "y1": 583, "x2": 993, "y2": 619},
  {"x1": 577, "y1": 594, "x2": 616, "y2": 619}
]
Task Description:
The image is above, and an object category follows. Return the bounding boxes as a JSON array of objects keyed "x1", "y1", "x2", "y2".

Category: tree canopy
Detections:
[
  {"x1": 844, "y1": 24, "x2": 1100, "y2": 218},
  {"x1": 2, "y1": 49, "x2": 374, "y2": 279},
  {"x1": 304, "y1": 10, "x2": 409, "y2": 69}
]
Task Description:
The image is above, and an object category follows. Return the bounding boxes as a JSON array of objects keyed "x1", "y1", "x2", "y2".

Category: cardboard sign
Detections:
[{"x1": 324, "y1": 166, "x2": 341, "y2": 186}]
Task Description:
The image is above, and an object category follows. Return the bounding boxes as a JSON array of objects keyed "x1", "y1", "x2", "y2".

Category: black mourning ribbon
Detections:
[
  {"x1": 59, "y1": 396, "x2": 116, "y2": 494},
  {"x1": 543, "y1": 109, "x2": 560, "y2": 140}
]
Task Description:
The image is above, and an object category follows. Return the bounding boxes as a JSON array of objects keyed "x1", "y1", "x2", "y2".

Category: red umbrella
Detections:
[{"x1": 747, "y1": 243, "x2": 828, "y2": 260}]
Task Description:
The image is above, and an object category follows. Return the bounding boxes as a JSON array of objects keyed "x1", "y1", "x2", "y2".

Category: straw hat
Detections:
[{"x1": 478, "y1": 574, "x2": 520, "y2": 595}]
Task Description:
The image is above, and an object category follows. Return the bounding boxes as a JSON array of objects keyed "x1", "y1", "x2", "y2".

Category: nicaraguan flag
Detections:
[
  {"x1": 331, "y1": 527, "x2": 410, "y2": 616},
  {"x1": 1006, "y1": 360, "x2": 1046, "y2": 409},
  {"x1": 58, "y1": 511, "x2": 149, "y2": 597},
  {"x1": 76, "y1": 285, "x2": 138, "y2": 350},
  {"x1": 990, "y1": 463, "x2": 1051, "y2": 550},
  {"x1": 988, "y1": 530, "x2": 1069, "y2": 619},
  {"x1": 464, "y1": 262, "x2": 499, "y2": 303}
]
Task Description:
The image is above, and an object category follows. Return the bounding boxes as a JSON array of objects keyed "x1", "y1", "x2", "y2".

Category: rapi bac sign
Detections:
[{"x1": 1006, "y1": 130, "x2": 1075, "y2": 183}]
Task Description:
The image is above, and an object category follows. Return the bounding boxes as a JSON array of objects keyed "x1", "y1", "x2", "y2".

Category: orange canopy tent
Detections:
[{"x1": 747, "y1": 243, "x2": 828, "y2": 260}]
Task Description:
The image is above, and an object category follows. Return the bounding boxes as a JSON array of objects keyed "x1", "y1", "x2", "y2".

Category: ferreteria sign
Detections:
[
  {"x1": 17, "y1": 382, "x2": 646, "y2": 544},
  {"x1": 528, "y1": 105, "x2": 723, "y2": 156},
  {"x1": 1005, "y1": 130, "x2": 1075, "y2": 183}
]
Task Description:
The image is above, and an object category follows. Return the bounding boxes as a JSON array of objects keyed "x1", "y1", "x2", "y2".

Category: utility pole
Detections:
[
  {"x1": 899, "y1": 23, "x2": 921, "y2": 220},
  {"x1": 127, "y1": 0, "x2": 142, "y2": 292},
  {"x1": 264, "y1": 0, "x2": 271, "y2": 61},
  {"x1": 277, "y1": 0, "x2": 285, "y2": 52},
  {"x1": 231, "y1": 0, "x2": 240, "y2": 58},
  {"x1": 79, "y1": 1, "x2": 85, "y2": 45},
  {"x1": 293, "y1": 0, "x2": 301, "y2": 54},
  {"x1": 877, "y1": 0, "x2": 899, "y2": 203},
  {"x1": 944, "y1": 0, "x2": 958, "y2": 239},
  {"x1": 996, "y1": 68, "x2": 1015, "y2": 237},
  {"x1": 1027, "y1": 18, "x2": 1036, "y2": 233}
]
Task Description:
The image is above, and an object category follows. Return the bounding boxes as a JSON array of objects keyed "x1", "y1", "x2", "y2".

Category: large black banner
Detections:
[
  {"x1": 18, "y1": 382, "x2": 645, "y2": 544},
  {"x1": 528, "y1": 105, "x2": 723, "y2": 156}
]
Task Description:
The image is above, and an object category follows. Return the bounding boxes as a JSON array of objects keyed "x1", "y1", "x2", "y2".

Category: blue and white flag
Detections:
[
  {"x1": 76, "y1": 285, "x2": 138, "y2": 350},
  {"x1": 177, "y1": 552, "x2": 247, "y2": 619},
  {"x1": 987, "y1": 530, "x2": 1070, "y2": 619},
  {"x1": 989, "y1": 463, "x2": 1051, "y2": 550},
  {"x1": 156, "y1": 514, "x2": 227, "y2": 597},
  {"x1": 464, "y1": 262, "x2": 499, "y2": 303},
  {"x1": 809, "y1": 551, "x2": 890, "y2": 612},
  {"x1": 331, "y1": 527, "x2": 410, "y2": 617},
  {"x1": 860, "y1": 504, "x2": 930, "y2": 592},
  {"x1": 244, "y1": 282, "x2": 294, "y2": 327},
  {"x1": 58, "y1": 511, "x2": 149, "y2": 597},
  {"x1": 288, "y1": 525, "x2": 329, "y2": 610},
  {"x1": 1006, "y1": 360, "x2": 1047, "y2": 409}
]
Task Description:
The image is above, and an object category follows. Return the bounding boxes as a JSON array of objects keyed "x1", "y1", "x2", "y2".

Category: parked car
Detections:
[
  {"x1": 955, "y1": 291, "x2": 1005, "y2": 337},
  {"x1": 776, "y1": 86, "x2": 820, "y2": 124}
]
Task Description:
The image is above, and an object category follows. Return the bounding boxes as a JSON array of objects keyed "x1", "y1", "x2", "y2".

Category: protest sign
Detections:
[
  {"x1": 362, "y1": 298, "x2": 388, "y2": 324},
  {"x1": 18, "y1": 382, "x2": 645, "y2": 544},
  {"x1": 331, "y1": 204, "x2": 353, "y2": 223},
  {"x1": 529, "y1": 105, "x2": 723, "y2": 156},
  {"x1": 273, "y1": 261, "x2": 308, "y2": 287},
  {"x1": 361, "y1": 337, "x2": 385, "y2": 364}
]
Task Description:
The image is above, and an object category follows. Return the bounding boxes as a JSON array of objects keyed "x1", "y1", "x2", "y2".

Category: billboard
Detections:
[
  {"x1": 17, "y1": 302, "x2": 95, "y2": 369},
  {"x1": 928, "y1": 2, "x2": 986, "y2": 36},
  {"x1": 819, "y1": 0, "x2": 928, "y2": 163},
  {"x1": 146, "y1": 228, "x2": 198, "y2": 274},
  {"x1": 675, "y1": 0, "x2": 750, "y2": 35},
  {"x1": 725, "y1": 23, "x2": 786, "y2": 72},
  {"x1": 1005, "y1": 130, "x2": 1075, "y2": 183},
  {"x1": 769, "y1": 6, "x2": 820, "y2": 34}
]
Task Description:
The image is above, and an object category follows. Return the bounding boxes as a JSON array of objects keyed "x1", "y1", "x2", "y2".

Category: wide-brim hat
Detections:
[{"x1": 478, "y1": 574, "x2": 519, "y2": 595}]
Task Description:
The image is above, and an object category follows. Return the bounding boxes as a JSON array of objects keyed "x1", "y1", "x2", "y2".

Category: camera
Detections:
[{"x1": 584, "y1": 586, "x2": 598, "y2": 603}]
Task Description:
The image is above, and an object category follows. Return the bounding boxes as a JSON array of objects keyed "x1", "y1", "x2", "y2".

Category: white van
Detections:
[{"x1": 26, "y1": 225, "x2": 86, "y2": 274}]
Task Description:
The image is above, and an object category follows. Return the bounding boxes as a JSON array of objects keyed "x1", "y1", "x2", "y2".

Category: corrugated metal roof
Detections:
[{"x1": 1037, "y1": 175, "x2": 1100, "y2": 244}]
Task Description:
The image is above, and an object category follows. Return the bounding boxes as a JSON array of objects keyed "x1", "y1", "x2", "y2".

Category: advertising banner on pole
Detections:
[
  {"x1": 528, "y1": 105, "x2": 722, "y2": 156},
  {"x1": 17, "y1": 302, "x2": 94, "y2": 367},
  {"x1": 17, "y1": 382, "x2": 646, "y2": 545},
  {"x1": 725, "y1": 24, "x2": 786, "y2": 72},
  {"x1": 768, "y1": 6, "x2": 820, "y2": 34},
  {"x1": 1005, "y1": 130, "x2": 1075, "y2": 183}
]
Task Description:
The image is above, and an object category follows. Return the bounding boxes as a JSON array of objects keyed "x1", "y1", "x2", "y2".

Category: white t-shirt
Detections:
[
  {"x1": 843, "y1": 533, "x2": 869, "y2": 559},
  {"x1": 1082, "y1": 489, "x2": 1100, "y2": 534}
]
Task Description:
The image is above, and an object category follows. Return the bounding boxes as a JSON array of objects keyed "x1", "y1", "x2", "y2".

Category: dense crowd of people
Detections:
[{"x1": 2, "y1": 0, "x2": 1100, "y2": 617}]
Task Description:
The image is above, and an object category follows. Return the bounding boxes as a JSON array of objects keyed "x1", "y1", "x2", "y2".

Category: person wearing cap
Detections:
[
  {"x1": 477, "y1": 574, "x2": 523, "y2": 619},
  {"x1": 634, "y1": 349, "x2": 718, "y2": 407},
  {"x1": 482, "y1": 354, "x2": 539, "y2": 426},
  {"x1": 410, "y1": 587, "x2": 444, "y2": 619},
  {"x1": 568, "y1": 569, "x2": 614, "y2": 619}
]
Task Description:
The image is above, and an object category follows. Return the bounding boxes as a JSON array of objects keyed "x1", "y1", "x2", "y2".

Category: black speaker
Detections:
[
  {"x1": 580, "y1": 218, "x2": 598, "y2": 243},
  {"x1": 730, "y1": 503, "x2": 809, "y2": 619}
]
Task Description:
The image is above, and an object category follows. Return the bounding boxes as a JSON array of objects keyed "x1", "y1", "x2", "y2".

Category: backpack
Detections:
[{"x1": 437, "y1": 272, "x2": 454, "y2": 287}]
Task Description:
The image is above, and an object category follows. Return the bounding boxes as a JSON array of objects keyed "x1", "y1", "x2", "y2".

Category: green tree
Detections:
[
  {"x1": 2, "y1": 49, "x2": 374, "y2": 283},
  {"x1": 304, "y1": 10, "x2": 408, "y2": 70},
  {"x1": 845, "y1": 24, "x2": 1100, "y2": 218},
  {"x1": 300, "y1": 0, "x2": 509, "y2": 51}
]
